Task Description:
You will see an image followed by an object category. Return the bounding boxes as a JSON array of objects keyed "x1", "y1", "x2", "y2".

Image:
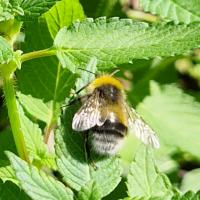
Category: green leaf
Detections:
[
  {"x1": 17, "y1": 20, "x2": 76, "y2": 124},
  {"x1": 18, "y1": 103, "x2": 56, "y2": 169},
  {"x1": 0, "y1": 180, "x2": 31, "y2": 200},
  {"x1": 18, "y1": 0, "x2": 57, "y2": 20},
  {"x1": 55, "y1": 105, "x2": 122, "y2": 197},
  {"x1": 54, "y1": 18, "x2": 200, "y2": 71},
  {"x1": 136, "y1": 82, "x2": 200, "y2": 159},
  {"x1": 77, "y1": 181, "x2": 101, "y2": 200},
  {"x1": 126, "y1": 145, "x2": 173, "y2": 199},
  {"x1": 0, "y1": 36, "x2": 13, "y2": 64},
  {"x1": 0, "y1": 2, "x2": 14, "y2": 22},
  {"x1": 180, "y1": 169, "x2": 200, "y2": 193},
  {"x1": 7, "y1": 151, "x2": 74, "y2": 200},
  {"x1": 0, "y1": 0, "x2": 24, "y2": 22},
  {"x1": 17, "y1": 92, "x2": 52, "y2": 123},
  {"x1": 139, "y1": 0, "x2": 200, "y2": 24},
  {"x1": 44, "y1": 0, "x2": 85, "y2": 39},
  {"x1": 172, "y1": 191, "x2": 200, "y2": 200},
  {"x1": 0, "y1": 165, "x2": 18, "y2": 185}
]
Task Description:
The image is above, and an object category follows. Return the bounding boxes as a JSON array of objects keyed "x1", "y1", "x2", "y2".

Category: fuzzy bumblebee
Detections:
[{"x1": 72, "y1": 75, "x2": 159, "y2": 155}]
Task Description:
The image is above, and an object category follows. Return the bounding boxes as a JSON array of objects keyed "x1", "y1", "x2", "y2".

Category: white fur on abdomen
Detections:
[{"x1": 90, "y1": 131, "x2": 124, "y2": 155}]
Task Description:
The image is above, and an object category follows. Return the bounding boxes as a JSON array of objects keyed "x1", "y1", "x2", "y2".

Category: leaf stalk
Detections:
[{"x1": 21, "y1": 48, "x2": 56, "y2": 63}]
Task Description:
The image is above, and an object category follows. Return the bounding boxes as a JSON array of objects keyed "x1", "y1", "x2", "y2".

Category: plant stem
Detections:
[
  {"x1": 21, "y1": 48, "x2": 56, "y2": 63},
  {"x1": 3, "y1": 75, "x2": 29, "y2": 162},
  {"x1": 44, "y1": 63, "x2": 61, "y2": 152}
]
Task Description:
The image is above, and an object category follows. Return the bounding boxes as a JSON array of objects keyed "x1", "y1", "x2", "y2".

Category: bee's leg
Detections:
[
  {"x1": 65, "y1": 83, "x2": 90, "y2": 106},
  {"x1": 61, "y1": 94, "x2": 91, "y2": 109},
  {"x1": 84, "y1": 132, "x2": 98, "y2": 170},
  {"x1": 83, "y1": 131, "x2": 89, "y2": 163}
]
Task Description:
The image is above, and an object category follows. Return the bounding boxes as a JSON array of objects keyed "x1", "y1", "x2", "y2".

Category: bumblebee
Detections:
[{"x1": 72, "y1": 75, "x2": 159, "y2": 155}]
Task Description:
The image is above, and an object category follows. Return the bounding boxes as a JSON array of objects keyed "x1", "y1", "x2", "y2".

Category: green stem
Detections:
[
  {"x1": 3, "y1": 75, "x2": 29, "y2": 162},
  {"x1": 21, "y1": 48, "x2": 56, "y2": 63},
  {"x1": 44, "y1": 63, "x2": 61, "y2": 151}
]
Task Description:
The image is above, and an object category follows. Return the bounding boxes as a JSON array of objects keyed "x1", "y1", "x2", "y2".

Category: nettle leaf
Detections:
[
  {"x1": 7, "y1": 152, "x2": 73, "y2": 200},
  {"x1": 0, "y1": 180, "x2": 31, "y2": 200},
  {"x1": 77, "y1": 181, "x2": 101, "y2": 200},
  {"x1": 136, "y1": 82, "x2": 200, "y2": 159},
  {"x1": 0, "y1": 165, "x2": 18, "y2": 185},
  {"x1": 0, "y1": 1, "x2": 14, "y2": 21},
  {"x1": 0, "y1": 36, "x2": 13, "y2": 64},
  {"x1": 17, "y1": 20, "x2": 76, "y2": 123},
  {"x1": 54, "y1": 18, "x2": 200, "y2": 72},
  {"x1": 172, "y1": 191, "x2": 200, "y2": 200},
  {"x1": 181, "y1": 169, "x2": 200, "y2": 193},
  {"x1": 44, "y1": 0, "x2": 85, "y2": 39},
  {"x1": 17, "y1": 0, "x2": 57, "y2": 20},
  {"x1": 18, "y1": 103, "x2": 56, "y2": 169},
  {"x1": 55, "y1": 105, "x2": 122, "y2": 198},
  {"x1": 127, "y1": 145, "x2": 173, "y2": 199},
  {"x1": 139, "y1": 0, "x2": 200, "y2": 24},
  {"x1": 0, "y1": 0, "x2": 24, "y2": 21},
  {"x1": 17, "y1": 92, "x2": 52, "y2": 123}
]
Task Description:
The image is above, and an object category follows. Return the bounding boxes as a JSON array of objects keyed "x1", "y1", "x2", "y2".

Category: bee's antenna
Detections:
[
  {"x1": 78, "y1": 67, "x2": 97, "y2": 76},
  {"x1": 110, "y1": 68, "x2": 120, "y2": 76}
]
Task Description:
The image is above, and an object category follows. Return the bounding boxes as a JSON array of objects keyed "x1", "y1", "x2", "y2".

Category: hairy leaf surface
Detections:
[
  {"x1": 137, "y1": 82, "x2": 200, "y2": 158},
  {"x1": 140, "y1": 0, "x2": 200, "y2": 24},
  {"x1": 77, "y1": 181, "x2": 101, "y2": 200},
  {"x1": 127, "y1": 145, "x2": 173, "y2": 199},
  {"x1": 18, "y1": 104, "x2": 56, "y2": 169},
  {"x1": 0, "y1": 166, "x2": 18, "y2": 185},
  {"x1": 7, "y1": 152, "x2": 73, "y2": 200},
  {"x1": 44, "y1": 0, "x2": 85, "y2": 38},
  {"x1": 0, "y1": 36, "x2": 13, "y2": 64},
  {"x1": 54, "y1": 18, "x2": 200, "y2": 71}
]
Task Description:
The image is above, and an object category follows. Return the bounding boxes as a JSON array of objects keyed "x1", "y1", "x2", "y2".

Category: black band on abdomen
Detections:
[{"x1": 92, "y1": 120, "x2": 127, "y2": 137}]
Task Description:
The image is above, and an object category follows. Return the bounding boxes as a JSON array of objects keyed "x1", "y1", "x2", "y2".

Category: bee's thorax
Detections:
[{"x1": 96, "y1": 84, "x2": 121, "y2": 102}]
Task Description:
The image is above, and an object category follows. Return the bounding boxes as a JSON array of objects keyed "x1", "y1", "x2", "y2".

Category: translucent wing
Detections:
[
  {"x1": 126, "y1": 105, "x2": 160, "y2": 148},
  {"x1": 72, "y1": 91, "x2": 106, "y2": 131}
]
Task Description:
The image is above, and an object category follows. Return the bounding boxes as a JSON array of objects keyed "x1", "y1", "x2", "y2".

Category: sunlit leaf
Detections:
[
  {"x1": 127, "y1": 145, "x2": 173, "y2": 199},
  {"x1": 7, "y1": 152, "x2": 73, "y2": 200},
  {"x1": 140, "y1": 0, "x2": 200, "y2": 24},
  {"x1": 54, "y1": 18, "x2": 200, "y2": 72}
]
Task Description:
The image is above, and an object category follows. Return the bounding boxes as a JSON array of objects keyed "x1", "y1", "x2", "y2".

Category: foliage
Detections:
[
  {"x1": 139, "y1": 0, "x2": 200, "y2": 24},
  {"x1": 54, "y1": 19, "x2": 200, "y2": 72},
  {"x1": 0, "y1": 0, "x2": 200, "y2": 199},
  {"x1": 127, "y1": 146, "x2": 173, "y2": 199}
]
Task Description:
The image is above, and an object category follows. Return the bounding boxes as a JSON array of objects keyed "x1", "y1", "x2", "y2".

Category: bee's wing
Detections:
[
  {"x1": 125, "y1": 105, "x2": 160, "y2": 148},
  {"x1": 72, "y1": 91, "x2": 106, "y2": 131}
]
